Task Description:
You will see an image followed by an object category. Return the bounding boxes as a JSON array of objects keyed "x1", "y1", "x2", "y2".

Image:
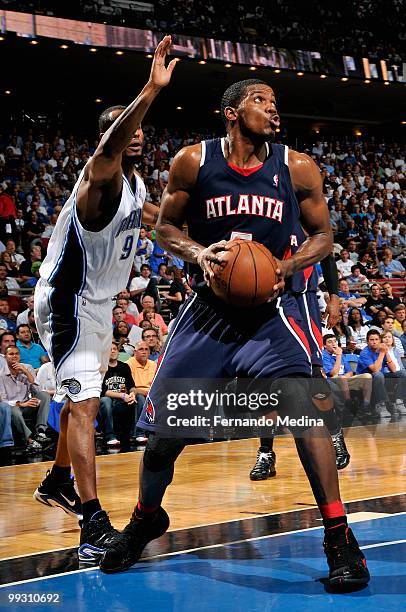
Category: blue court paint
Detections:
[{"x1": 1, "y1": 515, "x2": 405, "y2": 612}]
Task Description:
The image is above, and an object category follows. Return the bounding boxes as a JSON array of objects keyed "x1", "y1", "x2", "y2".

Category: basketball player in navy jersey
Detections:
[
  {"x1": 32, "y1": 37, "x2": 178, "y2": 565},
  {"x1": 100, "y1": 79, "x2": 369, "y2": 590}
]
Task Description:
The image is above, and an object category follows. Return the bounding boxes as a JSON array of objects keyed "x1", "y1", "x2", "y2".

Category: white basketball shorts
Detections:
[{"x1": 34, "y1": 277, "x2": 113, "y2": 403}]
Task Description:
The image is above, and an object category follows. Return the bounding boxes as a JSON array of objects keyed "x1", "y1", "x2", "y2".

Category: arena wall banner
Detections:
[{"x1": 1, "y1": 9, "x2": 404, "y2": 83}]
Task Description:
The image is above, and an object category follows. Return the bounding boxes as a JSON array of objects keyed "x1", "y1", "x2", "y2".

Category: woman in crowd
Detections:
[
  {"x1": 113, "y1": 321, "x2": 134, "y2": 356},
  {"x1": 0, "y1": 252, "x2": 21, "y2": 280},
  {"x1": 332, "y1": 313, "x2": 353, "y2": 352},
  {"x1": 348, "y1": 308, "x2": 370, "y2": 352}
]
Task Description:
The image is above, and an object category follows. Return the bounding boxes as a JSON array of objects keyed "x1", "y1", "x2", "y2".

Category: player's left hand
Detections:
[
  {"x1": 149, "y1": 35, "x2": 179, "y2": 89},
  {"x1": 325, "y1": 294, "x2": 340, "y2": 328}
]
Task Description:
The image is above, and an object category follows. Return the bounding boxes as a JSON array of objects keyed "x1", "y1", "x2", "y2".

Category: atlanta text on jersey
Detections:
[{"x1": 205, "y1": 194, "x2": 284, "y2": 222}]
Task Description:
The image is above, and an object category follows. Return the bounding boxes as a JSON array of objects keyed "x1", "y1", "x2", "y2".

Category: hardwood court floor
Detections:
[{"x1": 0, "y1": 422, "x2": 404, "y2": 560}]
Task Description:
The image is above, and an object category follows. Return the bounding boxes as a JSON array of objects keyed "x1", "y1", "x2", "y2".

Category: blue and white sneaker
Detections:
[
  {"x1": 79, "y1": 511, "x2": 118, "y2": 566},
  {"x1": 33, "y1": 470, "x2": 82, "y2": 519}
]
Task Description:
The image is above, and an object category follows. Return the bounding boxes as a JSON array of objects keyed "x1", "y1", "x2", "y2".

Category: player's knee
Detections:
[
  {"x1": 311, "y1": 365, "x2": 333, "y2": 404},
  {"x1": 276, "y1": 377, "x2": 322, "y2": 435},
  {"x1": 143, "y1": 434, "x2": 185, "y2": 472}
]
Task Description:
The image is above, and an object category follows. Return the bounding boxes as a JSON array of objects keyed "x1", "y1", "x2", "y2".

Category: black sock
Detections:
[
  {"x1": 50, "y1": 465, "x2": 72, "y2": 483},
  {"x1": 323, "y1": 515, "x2": 348, "y2": 531},
  {"x1": 82, "y1": 498, "x2": 102, "y2": 523},
  {"x1": 259, "y1": 437, "x2": 274, "y2": 452},
  {"x1": 322, "y1": 409, "x2": 340, "y2": 436}
]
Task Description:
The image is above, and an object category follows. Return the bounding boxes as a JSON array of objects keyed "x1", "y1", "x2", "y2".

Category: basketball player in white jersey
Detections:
[{"x1": 32, "y1": 36, "x2": 178, "y2": 565}]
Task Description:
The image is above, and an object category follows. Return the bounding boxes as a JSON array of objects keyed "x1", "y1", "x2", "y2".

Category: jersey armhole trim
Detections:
[
  {"x1": 284, "y1": 145, "x2": 289, "y2": 166},
  {"x1": 200, "y1": 141, "x2": 206, "y2": 167}
]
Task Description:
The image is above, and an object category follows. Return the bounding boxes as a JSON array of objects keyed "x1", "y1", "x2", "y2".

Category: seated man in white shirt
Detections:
[{"x1": 16, "y1": 295, "x2": 35, "y2": 327}]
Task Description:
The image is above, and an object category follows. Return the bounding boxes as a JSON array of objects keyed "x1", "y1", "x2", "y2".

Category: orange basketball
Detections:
[{"x1": 210, "y1": 240, "x2": 278, "y2": 308}]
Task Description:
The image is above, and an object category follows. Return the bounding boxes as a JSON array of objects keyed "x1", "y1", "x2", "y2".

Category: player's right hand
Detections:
[
  {"x1": 197, "y1": 241, "x2": 229, "y2": 285},
  {"x1": 149, "y1": 35, "x2": 179, "y2": 90}
]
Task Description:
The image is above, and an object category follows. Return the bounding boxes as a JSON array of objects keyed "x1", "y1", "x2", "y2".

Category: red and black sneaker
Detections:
[{"x1": 323, "y1": 525, "x2": 370, "y2": 591}]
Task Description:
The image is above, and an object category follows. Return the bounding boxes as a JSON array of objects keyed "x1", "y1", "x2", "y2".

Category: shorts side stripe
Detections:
[{"x1": 277, "y1": 297, "x2": 312, "y2": 364}]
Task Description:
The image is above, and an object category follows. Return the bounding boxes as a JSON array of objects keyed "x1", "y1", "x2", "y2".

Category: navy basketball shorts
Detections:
[
  {"x1": 138, "y1": 291, "x2": 312, "y2": 434},
  {"x1": 295, "y1": 291, "x2": 323, "y2": 368}
]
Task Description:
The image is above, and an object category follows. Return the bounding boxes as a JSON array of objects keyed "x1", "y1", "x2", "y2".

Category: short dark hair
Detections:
[
  {"x1": 351, "y1": 265, "x2": 360, "y2": 273},
  {"x1": 16, "y1": 324, "x2": 30, "y2": 334},
  {"x1": 0, "y1": 331, "x2": 15, "y2": 344},
  {"x1": 220, "y1": 79, "x2": 267, "y2": 127},
  {"x1": 367, "y1": 329, "x2": 380, "y2": 341},
  {"x1": 140, "y1": 264, "x2": 151, "y2": 271},
  {"x1": 98, "y1": 105, "x2": 126, "y2": 134},
  {"x1": 323, "y1": 334, "x2": 336, "y2": 345}
]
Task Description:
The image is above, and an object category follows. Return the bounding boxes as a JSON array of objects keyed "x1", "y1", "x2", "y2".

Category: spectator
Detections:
[
  {"x1": 113, "y1": 321, "x2": 137, "y2": 358},
  {"x1": 347, "y1": 308, "x2": 369, "y2": 352},
  {"x1": 378, "y1": 248, "x2": 406, "y2": 279},
  {"x1": 381, "y1": 331, "x2": 406, "y2": 414},
  {"x1": 336, "y1": 249, "x2": 353, "y2": 278},
  {"x1": 322, "y1": 334, "x2": 372, "y2": 411},
  {"x1": 134, "y1": 227, "x2": 153, "y2": 273},
  {"x1": 160, "y1": 266, "x2": 186, "y2": 317},
  {"x1": 4, "y1": 239, "x2": 25, "y2": 268},
  {"x1": 0, "y1": 345, "x2": 50, "y2": 453},
  {"x1": 338, "y1": 279, "x2": 367, "y2": 311},
  {"x1": 99, "y1": 342, "x2": 136, "y2": 447},
  {"x1": 116, "y1": 290, "x2": 139, "y2": 318},
  {"x1": 129, "y1": 264, "x2": 154, "y2": 299},
  {"x1": 0, "y1": 400, "x2": 13, "y2": 455},
  {"x1": 0, "y1": 251, "x2": 21, "y2": 281},
  {"x1": 127, "y1": 340, "x2": 157, "y2": 443},
  {"x1": 0, "y1": 263, "x2": 20, "y2": 295},
  {"x1": 16, "y1": 294, "x2": 35, "y2": 327},
  {"x1": 381, "y1": 317, "x2": 405, "y2": 357},
  {"x1": 400, "y1": 320, "x2": 406, "y2": 355},
  {"x1": 16, "y1": 324, "x2": 48, "y2": 370},
  {"x1": 0, "y1": 331, "x2": 16, "y2": 374},
  {"x1": 356, "y1": 330, "x2": 403, "y2": 418},
  {"x1": 19, "y1": 245, "x2": 42, "y2": 283},
  {"x1": 346, "y1": 265, "x2": 368, "y2": 287},
  {"x1": 0, "y1": 299, "x2": 16, "y2": 333},
  {"x1": 114, "y1": 299, "x2": 137, "y2": 326},
  {"x1": 141, "y1": 328, "x2": 161, "y2": 362},
  {"x1": 365, "y1": 284, "x2": 390, "y2": 319},
  {"x1": 381, "y1": 282, "x2": 402, "y2": 313},
  {"x1": 135, "y1": 296, "x2": 168, "y2": 336},
  {"x1": 393, "y1": 304, "x2": 406, "y2": 336}
]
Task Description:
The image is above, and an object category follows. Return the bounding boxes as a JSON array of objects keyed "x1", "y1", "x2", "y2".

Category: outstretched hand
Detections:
[{"x1": 149, "y1": 35, "x2": 179, "y2": 89}]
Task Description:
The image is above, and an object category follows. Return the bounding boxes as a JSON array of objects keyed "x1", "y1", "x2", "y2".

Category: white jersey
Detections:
[{"x1": 40, "y1": 171, "x2": 146, "y2": 300}]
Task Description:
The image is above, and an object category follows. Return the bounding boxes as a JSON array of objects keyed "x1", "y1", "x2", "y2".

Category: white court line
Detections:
[
  {"x1": 1, "y1": 492, "x2": 404, "y2": 562},
  {"x1": 1, "y1": 511, "x2": 405, "y2": 589},
  {"x1": 361, "y1": 539, "x2": 406, "y2": 550}
]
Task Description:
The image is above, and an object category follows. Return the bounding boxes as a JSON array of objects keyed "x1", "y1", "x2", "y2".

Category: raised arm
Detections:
[{"x1": 76, "y1": 36, "x2": 178, "y2": 226}]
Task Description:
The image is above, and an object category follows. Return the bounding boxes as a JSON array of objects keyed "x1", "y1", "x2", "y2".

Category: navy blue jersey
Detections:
[
  {"x1": 187, "y1": 138, "x2": 301, "y2": 290},
  {"x1": 286, "y1": 223, "x2": 319, "y2": 294}
]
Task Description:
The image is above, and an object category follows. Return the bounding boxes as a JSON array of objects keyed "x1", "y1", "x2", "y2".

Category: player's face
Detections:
[
  {"x1": 124, "y1": 126, "x2": 144, "y2": 159},
  {"x1": 236, "y1": 85, "x2": 280, "y2": 139}
]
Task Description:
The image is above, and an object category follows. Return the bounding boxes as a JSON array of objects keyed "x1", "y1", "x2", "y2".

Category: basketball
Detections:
[{"x1": 210, "y1": 240, "x2": 278, "y2": 307}]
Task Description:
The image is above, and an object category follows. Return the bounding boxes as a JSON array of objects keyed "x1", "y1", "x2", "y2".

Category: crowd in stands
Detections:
[
  {"x1": 3, "y1": 0, "x2": 404, "y2": 60},
  {"x1": 0, "y1": 121, "x2": 405, "y2": 459}
]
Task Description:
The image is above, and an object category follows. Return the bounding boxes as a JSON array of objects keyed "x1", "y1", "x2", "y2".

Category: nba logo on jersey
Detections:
[
  {"x1": 145, "y1": 397, "x2": 155, "y2": 423},
  {"x1": 273, "y1": 174, "x2": 279, "y2": 188}
]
